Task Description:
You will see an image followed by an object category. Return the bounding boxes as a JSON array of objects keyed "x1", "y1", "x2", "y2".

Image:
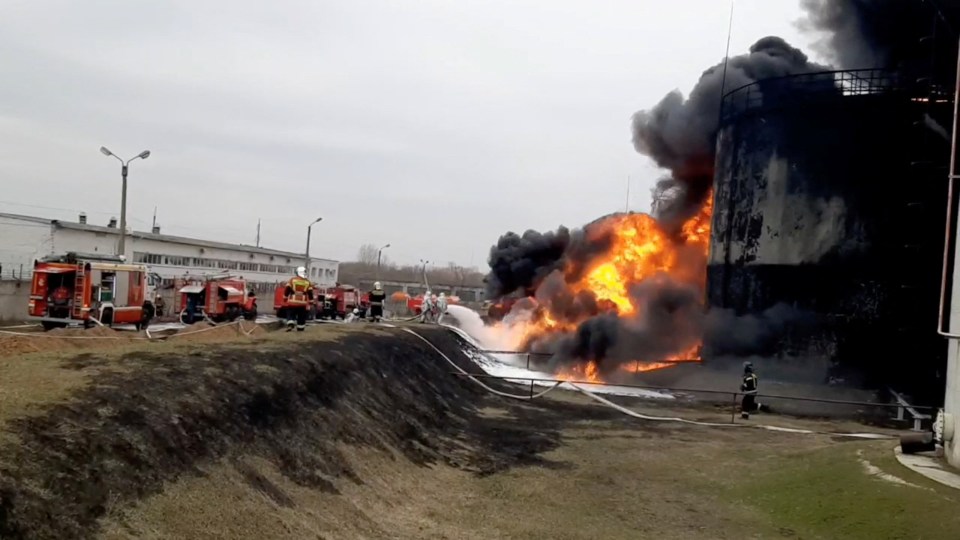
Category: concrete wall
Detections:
[
  {"x1": 0, "y1": 279, "x2": 30, "y2": 323},
  {"x1": 0, "y1": 215, "x2": 55, "y2": 280}
]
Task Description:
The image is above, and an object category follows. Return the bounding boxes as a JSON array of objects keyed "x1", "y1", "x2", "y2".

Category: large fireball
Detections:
[{"x1": 491, "y1": 193, "x2": 713, "y2": 383}]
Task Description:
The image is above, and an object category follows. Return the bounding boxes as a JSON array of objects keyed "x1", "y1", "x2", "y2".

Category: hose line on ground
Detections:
[{"x1": 403, "y1": 326, "x2": 895, "y2": 440}]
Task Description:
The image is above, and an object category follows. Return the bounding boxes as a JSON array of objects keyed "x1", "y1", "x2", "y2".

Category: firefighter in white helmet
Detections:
[
  {"x1": 369, "y1": 281, "x2": 386, "y2": 322},
  {"x1": 436, "y1": 292, "x2": 448, "y2": 324},
  {"x1": 420, "y1": 290, "x2": 434, "y2": 323},
  {"x1": 284, "y1": 266, "x2": 314, "y2": 331}
]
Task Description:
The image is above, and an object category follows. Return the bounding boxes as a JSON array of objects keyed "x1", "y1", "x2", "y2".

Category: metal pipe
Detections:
[{"x1": 937, "y1": 35, "x2": 960, "y2": 338}]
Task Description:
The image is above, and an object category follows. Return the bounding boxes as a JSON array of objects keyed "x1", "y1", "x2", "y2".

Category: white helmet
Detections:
[
  {"x1": 438, "y1": 292, "x2": 445, "y2": 299},
  {"x1": 295, "y1": 266, "x2": 307, "y2": 279},
  {"x1": 374, "y1": 281, "x2": 382, "y2": 290},
  {"x1": 425, "y1": 290, "x2": 431, "y2": 297}
]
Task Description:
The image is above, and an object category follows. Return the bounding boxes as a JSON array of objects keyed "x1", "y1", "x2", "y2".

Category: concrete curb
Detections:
[{"x1": 894, "y1": 447, "x2": 960, "y2": 490}]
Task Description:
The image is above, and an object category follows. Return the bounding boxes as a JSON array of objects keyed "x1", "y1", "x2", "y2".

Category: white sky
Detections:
[{"x1": 0, "y1": 0, "x2": 821, "y2": 267}]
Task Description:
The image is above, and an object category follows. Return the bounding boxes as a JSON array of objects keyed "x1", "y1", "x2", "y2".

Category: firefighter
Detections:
[
  {"x1": 420, "y1": 290, "x2": 434, "y2": 323},
  {"x1": 369, "y1": 281, "x2": 387, "y2": 322},
  {"x1": 740, "y1": 361, "x2": 760, "y2": 419},
  {"x1": 284, "y1": 266, "x2": 314, "y2": 332},
  {"x1": 436, "y1": 292, "x2": 448, "y2": 324}
]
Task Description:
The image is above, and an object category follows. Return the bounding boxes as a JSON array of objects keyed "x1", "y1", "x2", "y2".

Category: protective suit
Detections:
[
  {"x1": 436, "y1": 292, "x2": 448, "y2": 324},
  {"x1": 369, "y1": 281, "x2": 387, "y2": 322},
  {"x1": 420, "y1": 291, "x2": 434, "y2": 323},
  {"x1": 284, "y1": 266, "x2": 314, "y2": 331}
]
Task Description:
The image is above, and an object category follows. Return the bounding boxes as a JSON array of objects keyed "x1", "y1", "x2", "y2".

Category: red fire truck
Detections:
[
  {"x1": 179, "y1": 277, "x2": 257, "y2": 324},
  {"x1": 320, "y1": 284, "x2": 361, "y2": 319},
  {"x1": 273, "y1": 281, "x2": 324, "y2": 320},
  {"x1": 28, "y1": 252, "x2": 160, "y2": 330}
]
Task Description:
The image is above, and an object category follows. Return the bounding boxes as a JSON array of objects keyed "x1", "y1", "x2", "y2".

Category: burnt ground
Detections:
[
  {"x1": 1, "y1": 324, "x2": 959, "y2": 539},
  {"x1": 0, "y1": 326, "x2": 634, "y2": 540}
]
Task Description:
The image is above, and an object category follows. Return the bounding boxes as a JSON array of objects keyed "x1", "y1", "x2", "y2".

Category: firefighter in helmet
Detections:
[
  {"x1": 420, "y1": 290, "x2": 434, "y2": 323},
  {"x1": 436, "y1": 292, "x2": 448, "y2": 323},
  {"x1": 740, "y1": 361, "x2": 760, "y2": 419},
  {"x1": 369, "y1": 281, "x2": 387, "y2": 322},
  {"x1": 284, "y1": 266, "x2": 314, "y2": 331}
]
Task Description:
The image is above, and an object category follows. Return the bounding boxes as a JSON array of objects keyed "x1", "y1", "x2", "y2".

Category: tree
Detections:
[{"x1": 356, "y1": 243, "x2": 379, "y2": 266}]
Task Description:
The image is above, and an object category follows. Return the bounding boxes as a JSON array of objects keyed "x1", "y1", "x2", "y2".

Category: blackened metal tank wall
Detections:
[{"x1": 708, "y1": 71, "x2": 952, "y2": 399}]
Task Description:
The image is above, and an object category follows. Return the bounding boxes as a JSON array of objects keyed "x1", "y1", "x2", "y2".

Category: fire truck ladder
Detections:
[{"x1": 71, "y1": 264, "x2": 85, "y2": 318}]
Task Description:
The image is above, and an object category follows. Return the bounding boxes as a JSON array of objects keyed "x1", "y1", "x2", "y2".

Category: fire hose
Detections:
[
  {"x1": 403, "y1": 327, "x2": 895, "y2": 440},
  {"x1": 0, "y1": 319, "x2": 259, "y2": 342}
]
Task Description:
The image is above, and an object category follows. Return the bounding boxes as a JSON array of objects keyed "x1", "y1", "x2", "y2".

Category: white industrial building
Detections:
[{"x1": 0, "y1": 212, "x2": 338, "y2": 321}]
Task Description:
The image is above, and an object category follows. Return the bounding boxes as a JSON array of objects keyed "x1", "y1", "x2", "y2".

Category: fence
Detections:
[
  {"x1": 719, "y1": 68, "x2": 911, "y2": 126},
  {"x1": 460, "y1": 348, "x2": 937, "y2": 430}
]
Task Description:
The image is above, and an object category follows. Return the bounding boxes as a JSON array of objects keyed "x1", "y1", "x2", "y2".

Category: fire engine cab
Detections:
[{"x1": 28, "y1": 252, "x2": 160, "y2": 331}]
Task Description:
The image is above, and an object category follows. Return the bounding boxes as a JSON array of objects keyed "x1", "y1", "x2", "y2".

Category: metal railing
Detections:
[
  {"x1": 454, "y1": 371, "x2": 938, "y2": 428},
  {"x1": 459, "y1": 345, "x2": 938, "y2": 430},
  {"x1": 719, "y1": 68, "x2": 915, "y2": 126}
]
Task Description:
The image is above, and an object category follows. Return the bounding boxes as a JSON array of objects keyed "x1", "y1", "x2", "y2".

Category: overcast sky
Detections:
[{"x1": 0, "y1": 0, "x2": 819, "y2": 267}]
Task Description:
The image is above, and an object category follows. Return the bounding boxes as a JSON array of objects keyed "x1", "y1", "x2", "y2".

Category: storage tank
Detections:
[{"x1": 708, "y1": 69, "x2": 953, "y2": 399}]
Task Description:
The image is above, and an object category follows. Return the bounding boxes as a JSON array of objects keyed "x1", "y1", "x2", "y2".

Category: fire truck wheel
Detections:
[
  {"x1": 244, "y1": 304, "x2": 258, "y2": 321},
  {"x1": 41, "y1": 321, "x2": 66, "y2": 331}
]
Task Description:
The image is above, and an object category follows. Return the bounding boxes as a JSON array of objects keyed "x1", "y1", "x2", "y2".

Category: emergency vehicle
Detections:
[
  {"x1": 273, "y1": 281, "x2": 322, "y2": 320},
  {"x1": 178, "y1": 277, "x2": 257, "y2": 324},
  {"x1": 28, "y1": 252, "x2": 160, "y2": 330},
  {"x1": 320, "y1": 284, "x2": 361, "y2": 319}
]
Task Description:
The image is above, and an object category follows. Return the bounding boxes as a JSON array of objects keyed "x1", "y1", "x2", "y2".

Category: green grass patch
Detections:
[{"x1": 732, "y1": 443, "x2": 960, "y2": 539}]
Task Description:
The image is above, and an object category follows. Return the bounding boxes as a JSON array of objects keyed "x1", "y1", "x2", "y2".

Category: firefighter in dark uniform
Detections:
[
  {"x1": 284, "y1": 266, "x2": 314, "y2": 331},
  {"x1": 740, "y1": 361, "x2": 759, "y2": 419},
  {"x1": 369, "y1": 281, "x2": 387, "y2": 322}
]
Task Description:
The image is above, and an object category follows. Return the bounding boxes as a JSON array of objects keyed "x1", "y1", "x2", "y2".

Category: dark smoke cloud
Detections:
[
  {"x1": 632, "y1": 37, "x2": 827, "y2": 227},
  {"x1": 800, "y1": 0, "x2": 959, "y2": 76},
  {"x1": 484, "y1": 227, "x2": 570, "y2": 298},
  {"x1": 530, "y1": 273, "x2": 811, "y2": 373},
  {"x1": 485, "y1": 220, "x2": 616, "y2": 299}
]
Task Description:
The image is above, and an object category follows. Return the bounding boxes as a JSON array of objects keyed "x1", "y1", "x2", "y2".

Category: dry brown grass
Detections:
[
  {"x1": 96, "y1": 397, "x2": 931, "y2": 540},
  {"x1": 0, "y1": 322, "x2": 364, "y2": 431}
]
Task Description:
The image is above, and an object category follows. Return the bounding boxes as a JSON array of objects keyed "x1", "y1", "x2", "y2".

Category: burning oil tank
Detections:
[{"x1": 708, "y1": 68, "x2": 954, "y2": 400}]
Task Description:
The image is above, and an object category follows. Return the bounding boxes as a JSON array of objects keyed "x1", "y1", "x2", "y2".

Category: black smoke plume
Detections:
[
  {"x1": 526, "y1": 273, "x2": 812, "y2": 373},
  {"x1": 485, "y1": 219, "x2": 619, "y2": 299},
  {"x1": 484, "y1": 227, "x2": 570, "y2": 299},
  {"x1": 632, "y1": 36, "x2": 827, "y2": 228},
  {"x1": 800, "y1": 0, "x2": 959, "y2": 83}
]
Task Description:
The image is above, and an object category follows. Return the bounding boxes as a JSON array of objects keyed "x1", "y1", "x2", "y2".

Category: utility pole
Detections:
[
  {"x1": 152, "y1": 206, "x2": 157, "y2": 231},
  {"x1": 256, "y1": 219, "x2": 261, "y2": 248},
  {"x1": 100, "y1": 147, "x2": 151, "y2": 258},
  {"x1": 626, "y1": 175, "x2": 631, "y2": 212}
]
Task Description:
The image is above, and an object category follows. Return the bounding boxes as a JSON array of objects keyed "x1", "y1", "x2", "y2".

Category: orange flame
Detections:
[{"x1": 498, "y1": 193, "x2": 713, "y2": 382}]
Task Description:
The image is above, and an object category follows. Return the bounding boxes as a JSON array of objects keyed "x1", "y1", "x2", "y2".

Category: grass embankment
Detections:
[{"x1": 1, "y1": 322, "x2": 958, "y2": 539}]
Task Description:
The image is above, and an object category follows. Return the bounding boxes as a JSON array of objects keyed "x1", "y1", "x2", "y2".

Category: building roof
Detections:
[{"x1": 0, "y1": 212, "x2": 337, "y2": 264}]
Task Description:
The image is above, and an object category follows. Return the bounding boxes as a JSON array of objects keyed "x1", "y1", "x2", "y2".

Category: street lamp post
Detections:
[
  {"x1": 304, "y1": 217, "x2": 323, "y2": 277},
  {"x1": 100, "y1": 146, "x2": 151, "y2": 258},
  {"x1": 377, "y1": 243, "x2": 391, "y2": 280},
  {"x1": 419, "y1": 258, "x2": 430, "y2": 291}
]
